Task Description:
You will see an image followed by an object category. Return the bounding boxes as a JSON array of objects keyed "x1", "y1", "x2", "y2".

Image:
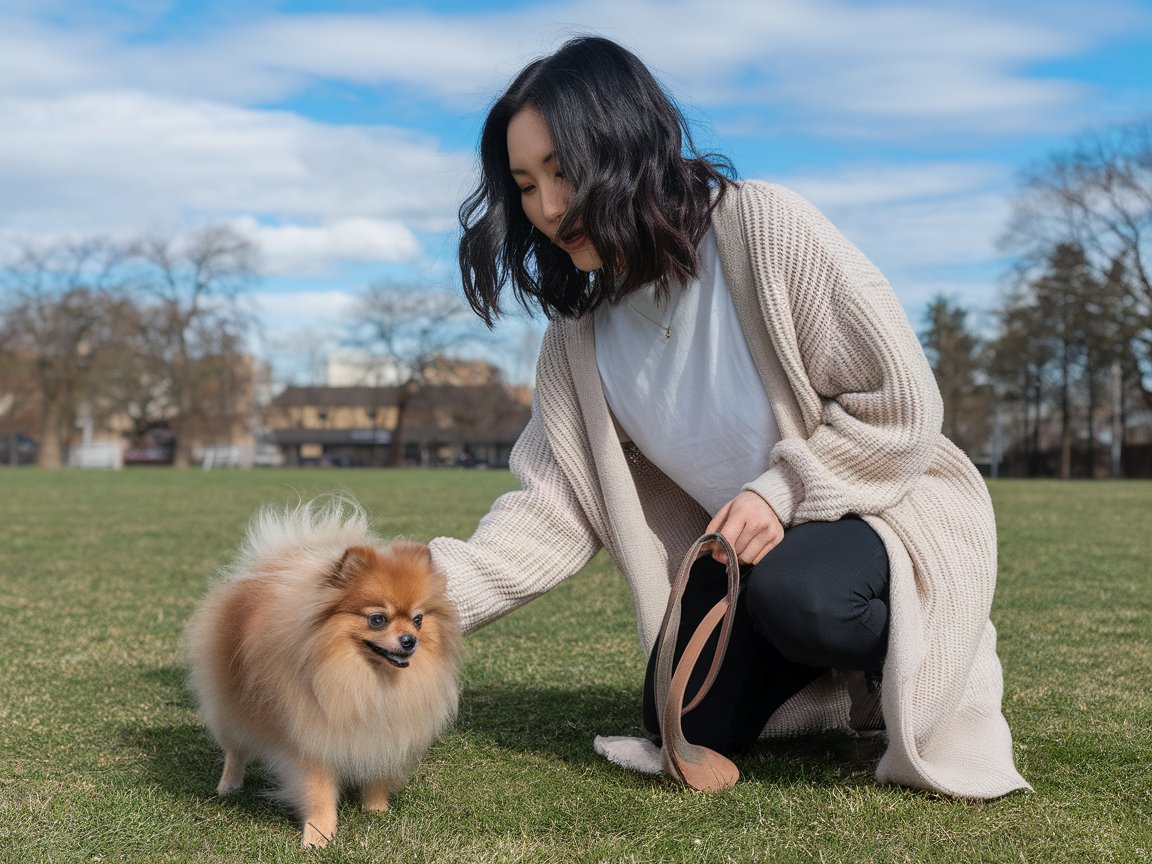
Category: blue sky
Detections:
[{"x1": 2, "y1": 0, "x2": 1150, "y2": 385}]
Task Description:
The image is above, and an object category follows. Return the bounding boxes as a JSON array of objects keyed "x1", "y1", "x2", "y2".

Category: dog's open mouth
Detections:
[{"x1": 363, "y1": 640, "x2": 412, "y2": 668}]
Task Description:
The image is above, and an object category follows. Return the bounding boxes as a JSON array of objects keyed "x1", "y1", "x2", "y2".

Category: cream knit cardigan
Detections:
[{"x1": 431, "y1": 181, "x2": 1030, "y2": 800}]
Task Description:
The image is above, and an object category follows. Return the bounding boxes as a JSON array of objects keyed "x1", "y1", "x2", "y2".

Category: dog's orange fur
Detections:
[{"x1": 184, "y1": 500, "x2": 460, "y2": 849}]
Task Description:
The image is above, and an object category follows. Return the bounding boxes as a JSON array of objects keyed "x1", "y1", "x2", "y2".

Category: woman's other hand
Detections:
[{"x1": 705, "y1": 491, "x2": 783, "y2": 566}]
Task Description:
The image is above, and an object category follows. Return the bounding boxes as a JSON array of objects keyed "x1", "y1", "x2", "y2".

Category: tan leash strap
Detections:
[{"x1": 653, "y1": 532, "x2": 743, "y2": 791}]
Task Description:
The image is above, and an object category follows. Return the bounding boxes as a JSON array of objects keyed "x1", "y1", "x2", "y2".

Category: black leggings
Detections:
[{"x1": 642, "y1": 516, "x2": 890, "y2": 756}]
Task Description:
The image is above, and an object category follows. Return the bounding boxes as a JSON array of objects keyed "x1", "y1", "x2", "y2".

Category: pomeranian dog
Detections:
[{"x1": 184, "y1": 496, "x2": 460, "y2": 849}]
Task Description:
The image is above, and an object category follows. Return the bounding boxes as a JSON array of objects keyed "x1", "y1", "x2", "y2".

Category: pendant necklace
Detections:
[{"x1": 627, "y1": 297, "x2": 674, "y2": 341}]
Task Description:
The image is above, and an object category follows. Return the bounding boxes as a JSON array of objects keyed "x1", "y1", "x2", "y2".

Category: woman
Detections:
[{"x1": 430, "y1": 35, "x2": 1029, "y2": 799}]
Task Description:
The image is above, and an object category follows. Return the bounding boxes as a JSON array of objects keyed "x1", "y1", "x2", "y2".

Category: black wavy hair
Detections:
[{"x1": 458, "y1": 35, "x2": 735, "y2": 325}]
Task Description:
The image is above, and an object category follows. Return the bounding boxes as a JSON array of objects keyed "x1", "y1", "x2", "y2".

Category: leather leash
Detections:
[{"x1": 653, "y1": 532, "x2": 743, "y2": 791}]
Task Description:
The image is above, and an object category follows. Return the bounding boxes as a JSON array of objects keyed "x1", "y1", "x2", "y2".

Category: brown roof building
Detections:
[{"x1": 265, "y1": 378, "x2": 531, "y2": 468}]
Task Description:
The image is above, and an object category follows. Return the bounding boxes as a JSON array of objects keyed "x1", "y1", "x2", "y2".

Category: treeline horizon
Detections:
[{"x1": 2, "y1": 118, "x2": 1150, "y2": 476}]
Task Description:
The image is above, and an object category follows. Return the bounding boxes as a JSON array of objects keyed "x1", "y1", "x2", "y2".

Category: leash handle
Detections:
[{"x1": 653, "y1": 532, "x2": 743, "y2": 791}]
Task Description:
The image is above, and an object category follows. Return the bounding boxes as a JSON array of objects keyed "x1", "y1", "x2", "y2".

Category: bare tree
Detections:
[
  {"x1": 98, "y1": 297, "x2": 176, "y2": 439},
  {"x1": 0, "y1": 239, "x2": 126, "y2": 467},
  {"x1": 348, "y1": 283, "x2": 488, "y2": 466},
  {"x1": 0, "y1": 226, "x2": 257, "y2": 468},
  {"x1": 126, "y1": 225, "x2": 257, "y2": 466},
  {"x1": 1004, "y1": 120, "x2": 1152, "y2": 407}
]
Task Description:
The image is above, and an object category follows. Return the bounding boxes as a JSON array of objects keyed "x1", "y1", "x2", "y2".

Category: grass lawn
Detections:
[{"x1": 0, "y1": 469, "x2": 1149, "y2": 863}]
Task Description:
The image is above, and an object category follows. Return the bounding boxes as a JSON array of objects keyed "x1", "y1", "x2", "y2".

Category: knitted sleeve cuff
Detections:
[{"x1": 742, "y1": 463, "x2": 803, "y2": 527}]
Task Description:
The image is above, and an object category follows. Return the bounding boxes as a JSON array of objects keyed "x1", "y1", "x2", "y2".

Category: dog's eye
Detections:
[
  {"x1": 411, "y1": 613, "x2": 423, "y2": 630},
  {"x1": 367, "y1": 613, "x2": 387, "y2": 629}
]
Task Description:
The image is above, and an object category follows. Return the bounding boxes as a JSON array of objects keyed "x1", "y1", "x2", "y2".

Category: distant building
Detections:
[
  {"x1": 264, "y1": 362, "x2": 531, "y2": 467},
  {"x1": 325, "y1": 350, "x2": 407, "y2": 387}
]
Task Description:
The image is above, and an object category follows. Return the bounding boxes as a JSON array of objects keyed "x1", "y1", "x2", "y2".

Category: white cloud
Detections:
[
  {"x1": 0, "y1": 16, "x2": 111, "y2": 97},
  {"x1": 3, "y1": 0, "x2": 1142, "y2": 132},
  {"x1": 207, "y1": 12, "x2": 528, "y2": 103},
  {"x1": 250, "y1": 288, "x2": 359, "y2": 332},
  {"x1": 773, "y1": 162, "x2": 1015, "y2": 311},
  {"x1": 202, "y1": 0, "x2": 1142, "y2": 137},
  {"x1": 607, "y1": 0, "x2": 1123, "y2": 137},
  {"x1": 777, "y1": 162, "x2": 1007, "y2": 210},
  {"x1": 0, "y1": 0, "x2": 1141, "y2": 248},
  {"x1": 235, "y1": 217, "x2": 422, "y2": 276},
  {"x1": 246, "y1": 288, "x2": 359, "y2": 385},
  {"x1": 0, "y1": 89, "x2": 469, "y2": 244}
]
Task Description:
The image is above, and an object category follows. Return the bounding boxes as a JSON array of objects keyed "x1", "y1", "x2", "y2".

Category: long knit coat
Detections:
[{"x1": 431, "y1": 180, "x2": 1031, "y2": 799}]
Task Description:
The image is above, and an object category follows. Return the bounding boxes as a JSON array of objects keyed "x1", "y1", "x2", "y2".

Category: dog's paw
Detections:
[
  {"x1": 216, "y1": 752, "x2": 246, "y2": 795},
  {"x1": 360, "y1": 780, "x2": 391, "y2": 812},
  {"x1": 301, "y1": 823, "x2": 334, "y2": 849}
]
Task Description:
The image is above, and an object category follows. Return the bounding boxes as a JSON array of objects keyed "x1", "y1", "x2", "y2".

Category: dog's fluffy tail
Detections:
[{"x1": 225, "y1": 494, "x2": 380, "y2": 581}]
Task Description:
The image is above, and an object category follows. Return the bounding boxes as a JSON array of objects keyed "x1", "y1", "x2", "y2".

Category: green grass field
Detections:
[{"x1": 1, "y1": 469, "x2": 1149, "y2": 863}]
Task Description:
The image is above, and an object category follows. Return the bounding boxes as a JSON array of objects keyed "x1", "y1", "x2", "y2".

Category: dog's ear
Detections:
[
  {"x1": 389, "y1": 540, "x2": 433, "y2": 569},
  {"x1": 329, "y1": 545, "x2": 377, "y2": 586}
]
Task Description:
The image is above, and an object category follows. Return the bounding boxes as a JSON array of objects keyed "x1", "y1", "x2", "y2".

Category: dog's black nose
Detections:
[{"x1": 398, "y1": 634, "x2": 417, "y2": 653}]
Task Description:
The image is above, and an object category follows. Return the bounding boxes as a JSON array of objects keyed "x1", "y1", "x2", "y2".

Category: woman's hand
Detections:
[{"x1": 705, "y1": 491, "x2": 784, "y2": 566}]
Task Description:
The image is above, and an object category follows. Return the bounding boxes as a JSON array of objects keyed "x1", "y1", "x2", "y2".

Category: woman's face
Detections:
[{"x1": 506, "y1": 107, "x2": 603, "y2": 272}]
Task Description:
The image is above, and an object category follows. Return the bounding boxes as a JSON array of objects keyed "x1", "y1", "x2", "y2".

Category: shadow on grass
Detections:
[
  {"x1": 119, "y1": 664, "x2": 289, "y2": 829},
  {"x1": 741, "y1": 731, "x2": 889, "y2": 788},
  {"x1": 119, "y1": 719, "x2": 292, "y2": 830},
  {"x1": 139, "y1": 663, "x2": 196, "y2": 708},
  {"x1": 457, "y1": 681, "x2": 887, "y2": 789},
  {"x1": 130, "y1": 663, "x2": 885, "y2": 805}
]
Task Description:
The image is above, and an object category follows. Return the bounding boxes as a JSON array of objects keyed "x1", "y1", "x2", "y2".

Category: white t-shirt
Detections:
[{"x1": 593, "y1": 228, "x2": 780, "y2": 516}]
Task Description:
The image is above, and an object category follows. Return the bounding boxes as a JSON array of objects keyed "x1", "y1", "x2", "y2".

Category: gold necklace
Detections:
[{"x1": 627, "y1": 298, "x2": 673, "y2": 340}]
